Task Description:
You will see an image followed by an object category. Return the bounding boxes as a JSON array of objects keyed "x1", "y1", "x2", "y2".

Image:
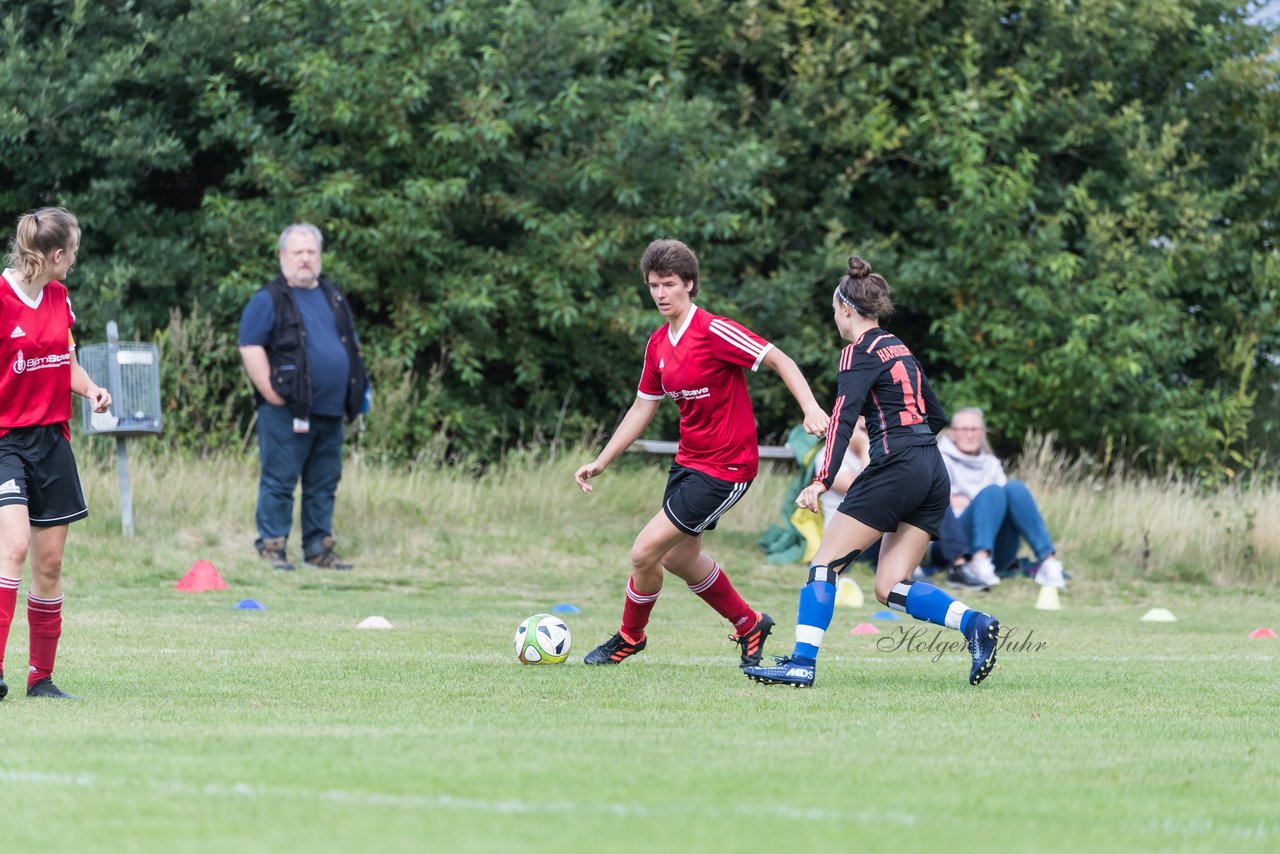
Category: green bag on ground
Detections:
[{"x1": 757, "y1": 425, "x2": 824, "y2": 565}]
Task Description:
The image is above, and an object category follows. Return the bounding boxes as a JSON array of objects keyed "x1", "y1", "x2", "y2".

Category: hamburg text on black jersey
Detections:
[{"x1": 814, "y1": 328, "x2": 949, "y2": 488}]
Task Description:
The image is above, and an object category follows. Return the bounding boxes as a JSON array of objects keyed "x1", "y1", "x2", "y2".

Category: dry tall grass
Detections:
[
  {"x1": 74, "y1": 437, "x2": 1278, "y2": 588},
  {"x1": 1011, "y1": 434, "x2": 1279, "y2": 586}
]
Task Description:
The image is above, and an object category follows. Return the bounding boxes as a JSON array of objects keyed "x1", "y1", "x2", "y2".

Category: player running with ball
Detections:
[
  {"x1": 575, "y1": 239, "x2": 828, "y2": 669},
  {"x1": 743, "y1": 256, "x2": 1000, "y2": 689}
]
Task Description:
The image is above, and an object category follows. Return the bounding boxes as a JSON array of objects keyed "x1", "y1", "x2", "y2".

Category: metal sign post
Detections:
[
  {"x1": 106, "y1": 322, "x2": 133, "y2": 537},
  {"x1": 79, "y1": 321, "x2": 163, "y2": 538}
]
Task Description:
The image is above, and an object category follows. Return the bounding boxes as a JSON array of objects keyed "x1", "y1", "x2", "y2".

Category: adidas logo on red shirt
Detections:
[{"x1": 9, "y1": 325, "x2": 24, "y2": 338}]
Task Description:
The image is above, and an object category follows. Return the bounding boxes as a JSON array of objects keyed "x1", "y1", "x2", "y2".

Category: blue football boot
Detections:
[
  {"x1": 743, "y1": 656, "x2": 815, "y2": 688},
  {"x1": 964, "y1": 612, "x2": 1000, "y2": 685}
]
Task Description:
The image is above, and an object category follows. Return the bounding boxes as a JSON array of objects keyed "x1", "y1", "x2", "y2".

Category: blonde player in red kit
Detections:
[
  {"x1": 0, "y1": 208, "x2": 111, "y2": 701},
  {"x1": 575, "y1": 239, "x2": 829, "y2": 667}
]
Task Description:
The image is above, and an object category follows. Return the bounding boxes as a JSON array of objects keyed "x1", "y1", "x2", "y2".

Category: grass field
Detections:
[{"x1": 1, "y1": 449, "x2": 1277, "y2": 852}]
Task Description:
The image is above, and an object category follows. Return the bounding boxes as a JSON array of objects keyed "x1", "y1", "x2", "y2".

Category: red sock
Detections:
[
  {"x1": 0, "y1": 576, "x2": 18, "y2": 678},
  {"x1": 27, "y1": 593, "x2": 62, "y2": 688},
  {"x1": 620, "y1": 576, "x2": 660, "y2": 643},
  {"x1": 688, "y1": 562, "x2": 755, "y2": 634}
]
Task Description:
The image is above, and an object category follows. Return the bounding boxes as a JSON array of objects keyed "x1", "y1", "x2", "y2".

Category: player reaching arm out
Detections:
[
  {"x1": 571, "y1": 238, "x2": 827, "y2": 673},
  {"x1": 760, "y1": 347, "x2": 829, "y2": 438}
]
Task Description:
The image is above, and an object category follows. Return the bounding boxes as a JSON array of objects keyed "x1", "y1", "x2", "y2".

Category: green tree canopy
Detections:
[{"x1": 2, "y1": 0, "x2": 1277, "y2": 476}]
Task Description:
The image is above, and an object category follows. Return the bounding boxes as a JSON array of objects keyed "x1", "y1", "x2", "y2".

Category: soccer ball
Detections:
[{"x1": 514, "y1": 613, "x2": 572, "y2": 664}]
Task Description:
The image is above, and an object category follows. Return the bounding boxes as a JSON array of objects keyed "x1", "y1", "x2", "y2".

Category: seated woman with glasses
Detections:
[{"x1": 937, "y1": 408, "x2": 1067, "y2": 589}]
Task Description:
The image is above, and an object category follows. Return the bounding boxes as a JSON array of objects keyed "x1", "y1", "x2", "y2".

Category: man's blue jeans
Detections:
[
  {"x1": 255, "y1": 404, "x2": 345, "y2": 558},
  {"x1": 958, "y1": 479, "x2": 1055, "y2": 571}
]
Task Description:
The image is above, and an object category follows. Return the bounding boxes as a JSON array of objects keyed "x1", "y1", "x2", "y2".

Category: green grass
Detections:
[{"x1": 1, "y1": 450, "x2": 1277, "y2": 852}]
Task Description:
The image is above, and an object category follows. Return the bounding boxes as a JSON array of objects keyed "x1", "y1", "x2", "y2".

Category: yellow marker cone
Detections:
[
  {"x1": 1035, "y1": 585, "x2": 1062, "y2": 611},
  {"x1": 835, "y1": 576, "x2": 864, "y2": 608}
]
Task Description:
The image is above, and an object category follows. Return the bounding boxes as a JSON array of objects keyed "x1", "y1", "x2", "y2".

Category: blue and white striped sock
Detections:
[
  {"x1": 887, "y1": 580, "x2": 974, "y2": 633},
  {"x1": 792, "y1": 564, "x2": 839, "y2": 665}
]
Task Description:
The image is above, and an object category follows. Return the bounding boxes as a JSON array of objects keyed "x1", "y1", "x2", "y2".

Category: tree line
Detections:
[{"x1": 3, "y1": 0, "x2": 1278, "y2": 478}]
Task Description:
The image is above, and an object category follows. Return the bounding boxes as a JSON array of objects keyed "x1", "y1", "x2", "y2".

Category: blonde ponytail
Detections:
[{"x1": 6, "y1": 207, "x2": 79, "y2": 283}]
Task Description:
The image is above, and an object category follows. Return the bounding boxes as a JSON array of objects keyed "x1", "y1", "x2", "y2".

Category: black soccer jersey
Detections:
[{"x1": 814, "y1": 327, "x2": 949, "y2": 489}]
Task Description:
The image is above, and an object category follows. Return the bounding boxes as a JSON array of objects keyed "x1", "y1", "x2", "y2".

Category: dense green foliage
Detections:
[{"x1": 2, "y1": 0, "x2": 1278, "y2": 475}]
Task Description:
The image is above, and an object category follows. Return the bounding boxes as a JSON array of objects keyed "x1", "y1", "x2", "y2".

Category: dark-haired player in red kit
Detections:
[
  {"x1": 0, "y1": 207, "x2": 112, "y2": 701},
  {"x1": 574, "y1": 239, "x2": 829, "y2": 667}
]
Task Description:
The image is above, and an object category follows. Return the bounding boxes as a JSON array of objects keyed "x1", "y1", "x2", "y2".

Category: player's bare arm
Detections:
[
  {"x1": 574, "y1": 396, "x2": 662, "y2": 493},
  {"x1": 760, "y1": 347, "x2": 829, "y2": 436},
  {"x1": 69, "y1": 351, "x2": 111, "y2": 413}
]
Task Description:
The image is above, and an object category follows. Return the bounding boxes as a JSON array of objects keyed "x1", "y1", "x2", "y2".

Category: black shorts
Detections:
[
  {"x1": 836, "y1": 443, "x2": 949, "y2": 539},
  {"x1": 662, "y1": 463, "x2": 752, "y2": 537},
  {"x1": 0, "y1": 424, "x2": 88, "y2": 527}
]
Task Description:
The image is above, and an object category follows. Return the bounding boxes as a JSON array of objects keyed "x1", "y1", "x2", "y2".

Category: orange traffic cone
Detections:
[{"x1": 175, "y1": 560, "x2": 227, "y2": 592}]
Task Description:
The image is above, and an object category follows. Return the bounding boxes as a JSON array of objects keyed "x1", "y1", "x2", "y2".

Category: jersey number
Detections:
[{"x1": 889, "y1": 361, "x2": 926, "y2": 426}]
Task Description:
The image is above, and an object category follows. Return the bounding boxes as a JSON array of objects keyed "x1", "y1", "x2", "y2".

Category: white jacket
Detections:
[{"x1": 938, "y1": 434, "x2": 1007, "y2": 500}]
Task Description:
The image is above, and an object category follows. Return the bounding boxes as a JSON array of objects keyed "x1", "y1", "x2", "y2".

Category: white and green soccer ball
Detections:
[{"x1": 514, "y1": 613, "x2": 572, "y2": 664}]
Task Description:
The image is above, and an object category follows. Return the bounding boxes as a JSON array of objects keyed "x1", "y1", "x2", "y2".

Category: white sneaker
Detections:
[
  {"x1": 970, "y1": 554, "x2": 1000, "y2": 587},
  {"x1": 1036, "y1": 556, "x2": 1066, "y2": 588}
]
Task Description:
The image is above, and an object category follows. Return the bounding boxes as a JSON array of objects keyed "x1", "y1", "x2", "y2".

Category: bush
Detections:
[{"x1": 2, "y1": 0, "x2": 1277, "y2": 477}]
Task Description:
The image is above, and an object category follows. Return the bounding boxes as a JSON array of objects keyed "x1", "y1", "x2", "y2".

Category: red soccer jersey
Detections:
[
  {"x1": 637, "y1": 305, "x2": 773, "y2": 482},
  {"x1": 0, "y1": 274, "x2": 76, "y2": 438}
]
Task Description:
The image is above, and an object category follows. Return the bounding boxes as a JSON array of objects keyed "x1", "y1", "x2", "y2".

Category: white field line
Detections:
[
  {"x1": 69, "y1": 646, "x2": 1280, "y2": 667},
  {"x1": 419, "y1": 652, "x2": 1279, "y2": 665},
  {"x1": 0, "y1": 769, "x2": 916, "y2": 826},
  {"x1": 0, "y1": 770, "x2": 1272, "y2": 840}
]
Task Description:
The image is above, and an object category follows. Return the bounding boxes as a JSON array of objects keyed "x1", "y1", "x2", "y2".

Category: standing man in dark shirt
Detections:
[{"x1": 238, "y1": 223, "x2": 368, "y2": 571}]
